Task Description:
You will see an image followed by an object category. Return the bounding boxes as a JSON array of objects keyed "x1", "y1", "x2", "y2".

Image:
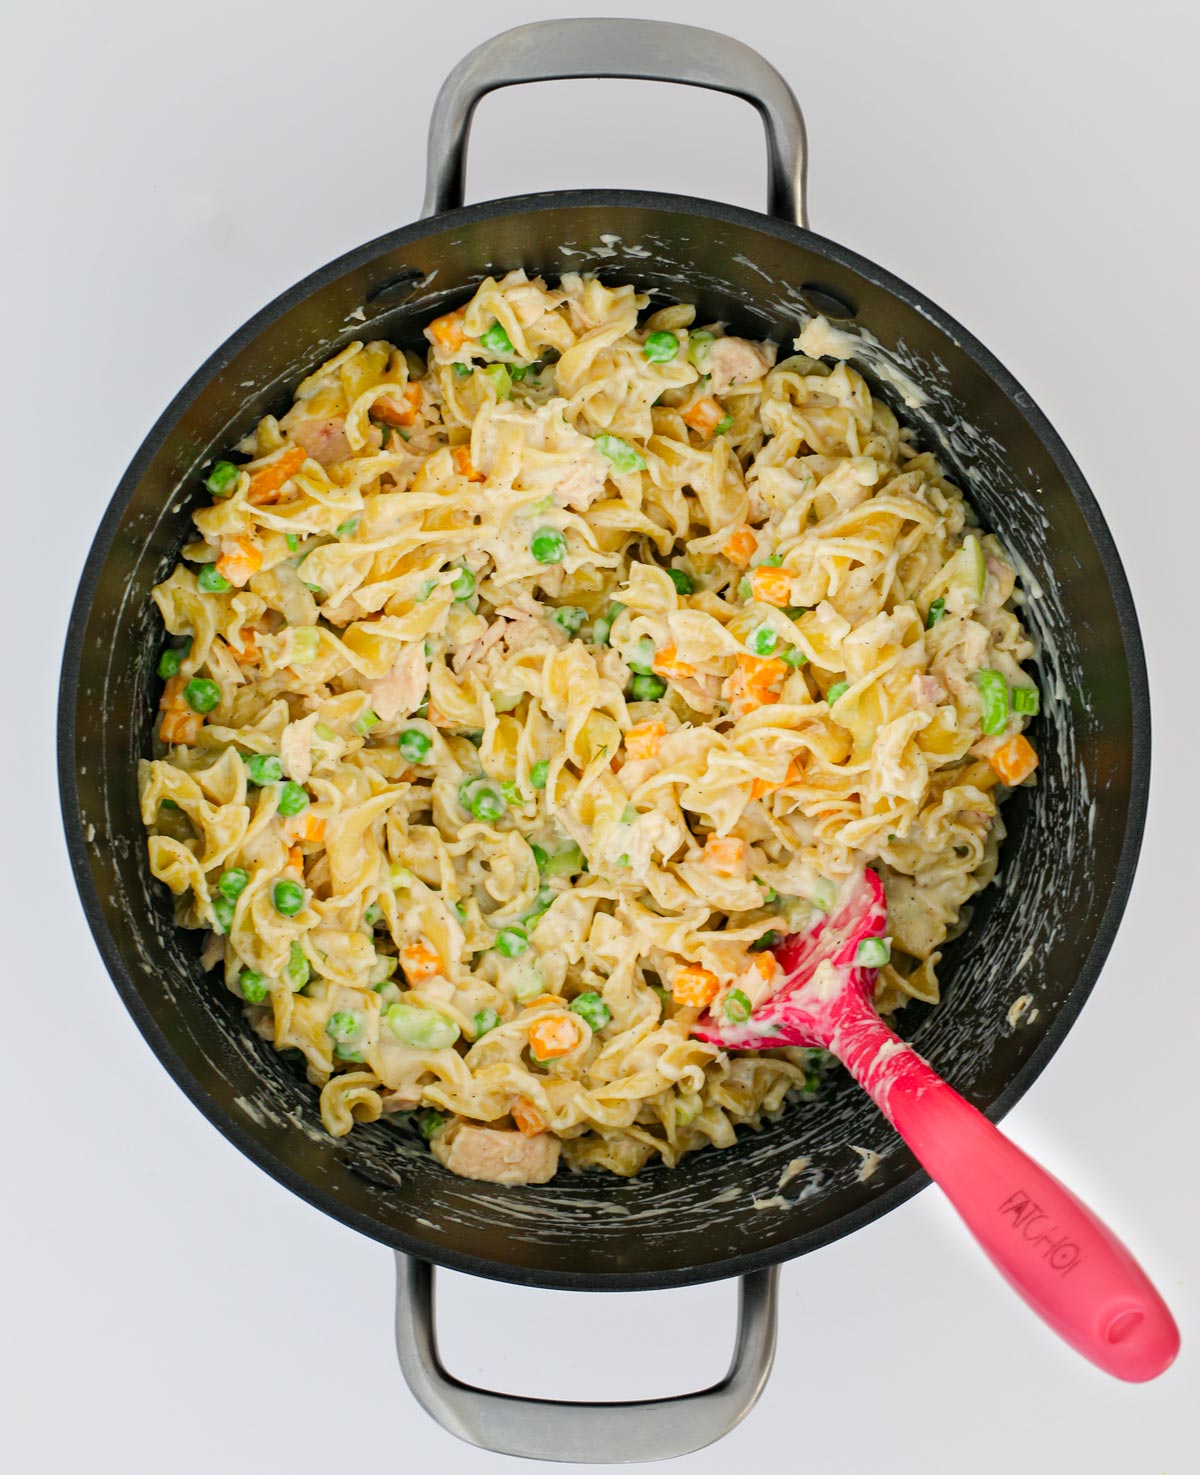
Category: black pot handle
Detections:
[
  {"x1": 421, "y1": 18, "x2": 808, "y2": 227},
  {"x1": 394, "y1": 1253, "x2": 779, "y2": 1462}
]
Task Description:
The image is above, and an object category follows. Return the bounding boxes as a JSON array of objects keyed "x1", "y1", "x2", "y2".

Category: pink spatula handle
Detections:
[{"x1": 831, "y1": 995, "x2": 1180, "y2": 1381}]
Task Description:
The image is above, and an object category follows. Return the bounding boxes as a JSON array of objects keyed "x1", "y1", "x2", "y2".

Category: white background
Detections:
[{"x1": 4, "y1": 1, "x2": 1198, "y2": 1471}]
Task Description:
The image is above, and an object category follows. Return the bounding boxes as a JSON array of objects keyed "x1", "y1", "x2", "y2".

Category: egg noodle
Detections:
[{"x1": 139, "y1": 271, "x2": 1040, "y2": 1184}]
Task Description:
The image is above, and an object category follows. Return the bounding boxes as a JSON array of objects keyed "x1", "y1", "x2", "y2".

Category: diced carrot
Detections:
[
  {"x1": 736, "y1": 653, "x2": 788, "y2": 687},
  {"x1": 723, "y1": 524, "x2": 757, "y2": 568},
  {"x1": 749, "y1": 565, "x2": 792, "y2": 607},
  {"x1": 651, "y1": 644, "x2": 696, "y2": 682},
  {"x1": 750, "y1": 758, "x2": 800, "y2": 799},
  {"x1": 286, "y1": 843, "x2": 304, "y2": 873},
  {"x1": 625, "y1": 720, "x2": 666, "y2": 761},
  {"x1": 247, "y1": 446, "x2": 307, "y2": 506},
  {"x1": 284, "y1": 811, "x2": 326, "y2": 845},
  {"x1": 703, "y1": 835, "x2": 747, "y2": 875},
  {"x1": 159, "y1": 674, "x2": 188, "y2": 710},
  {"x1": 724, "y1": 654, "x2": 787, "y2": 718},
  {"x1": 751, "y1": 952, "x2": 777, "y2": 982},
  {"x1": 401, "y1": 942, "x2": 443, "y2": 982},
  {"x1": 528, "y1": 1015, "x2": 582, "y2": 1062},
  {"x1": 451, "y1": 445, "x2": 484, "y2": 482},
  {"x1": 511, "y1": 1095, "x2": 548, "y2": 1136},
  {"x1": 672, "y1": 964, "x2": 720, "y2": 1007},
  {"x1": 682, "y1": 395, "x2": 724, "y2": 436},
  {"x1": 990, "y1": 733, "x2": 1039, "y2": 786},
  {"x1": 159, "y1": 708, "x2": 201, "y2": 745},
  {"x1": 215, "y1": 536, "x2": 263, "y2": 588},
  {"x1": 373, "y1": 381, "x2": 423, "y2": 427},
  {"x1": 231, "y1": 628, "x2": 260, "y2": 664},
  {"x1": 428, "y1": 308, "x2": 467, "y2": 354}
]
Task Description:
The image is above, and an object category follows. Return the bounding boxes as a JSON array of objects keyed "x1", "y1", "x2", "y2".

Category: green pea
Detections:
[
  {"x1": 714, "y1": 415, "x2": 733, "y2": 436},
  {"x1": 471, "y1": 785, "x2": 506, "y2": 823},
  {"x1": 687, "y1": 330, "x2": 714, "y2": 368},
  {"x1": 551, "y1": 606, "x2": 587, "y2": 636},
  {"x1": 530, "y1": 527, "x2": 567, "y2": 564},
  {"x1": 855, "y1": 937, "x2": 891, "y2": 968},
  {"x1": 781, "y1": 646, "x2": 808, "y2": 667},
  {"x1": 926, "y1": 597, "x2": 946, "y2": 628},
  {"x1": 593, "y1": 433, "x2": 647, "y2": 474},
  {"x1": 451, "y1": 566, "x2": 476, "y2": 600},
  {"x1": 591, "y1": 617, "x2": 612, "y2": 647},
  {"x1": 495, "y1": 926, "x2": 529, "y2": 959},
  {"x1": 205, "y1": 460, "x2": 240, "y2": 497},
  {"x1": 452, "y1": 361, "x2": 472, "y2": 378},
  {"x1": 499, "y1": 780, "x2": 524, "y2": 805},
  {"x1": 417, "y1": 1109, "x2": 447, "y2": 1140},
  {"x1": 272, "y1": 880, "x2": 305, "y2": 916},
  {"x1": 375, "y1": 980, "x2": 402, "y2": 1007},
  {"x1": 747, "y1": 625, "x2": 778, "y2": 657},
  {"x1": 183, "y1": 677, "x2": 221, "y2": 713},
  {"x1": 480, "y1": 320, "x2": 514, "y2": 355},
  {"x1": 398, "y1": 729, "x2": 432, "y2": 763},
  {"x1": 211, "y1": 894, "x2": 235, "y2": 934},
  {"x1": 245, "y1": 754, "x2": 283, "y2": 786},
  {"x1": 826, "y1": 681, "x2": 850, "y2": 705},
  {"x1": 570, "y1": 992, "x2": 611, "y2": 1030},
  {"x1": 239, "y1": 970, "x2": 268, "y2": 1004},
  {"x1": 197, "y1": 565, "x2": 231, "y2": 593},
  {"x1": 738, "y1": 576, "x2": 753, "y2": 600},
  {"x1": 277, "y1": 782, "x2": 309, "y2": 817},
  {"x1": 481, "y1": 363, "x2": 512, "y2": 400},
  {"x1": 474, "y1": 1007, "x2": 501, "y2": 1038},
  {"x1": 325, "y1": 1010, "x2": 362, "y2": 1043},
  {"x1": 385, "y1": 1003, "x2": 460, "y2": 1050},
  {"x1": 626, "y1": 636, "x2": 656, "y2": 675},
  {"x1": 509, "y1": 364, "x2": 528, "y2": 381},
  {"x1": 285, "y1": 533, "x2": 299, "y2": 553},
  {"x1": 284, "y1": 939, "x2": 310, "y2": 989},
  {"x1": 667, "y1": 568, "x2": 694, "y2": 595},
  {"x1": 530, "y1": 761, "x2": 550, "y2": 790},
  {"x1": 364, "y1": 903, "x2": 383, "y2": 926},
  {"x1": 157, "y1": 647, "x2": 183, "y2": 679},
  {"x1": 542, "y1": 841, "x2": 585, "y2": 878},
  {"x1": 630, "y1": 674, "x2": 667, "y2": 701},
  {"x1": 217, "y1": 868, "x2": 249, "y2": 901},
  {"x1": 643, "y1": 330, "x2": 679, "y2": 363},
  {"x1": 749, "y1": 930, "x2": 780, "y2": 952}
]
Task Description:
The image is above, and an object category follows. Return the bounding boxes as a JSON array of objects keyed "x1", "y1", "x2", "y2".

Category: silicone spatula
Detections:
[{"x1": 692, "y1": 869, "x2": 1179, "y2": 1381}]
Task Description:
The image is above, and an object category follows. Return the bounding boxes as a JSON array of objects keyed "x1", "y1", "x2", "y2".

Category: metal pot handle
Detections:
[
  {"x1": 421, "y1": 18, "x2": 807, "y2": 227},
  {"x1": 394, "y1": 1253, "x2": 779, "y2": 1463}
]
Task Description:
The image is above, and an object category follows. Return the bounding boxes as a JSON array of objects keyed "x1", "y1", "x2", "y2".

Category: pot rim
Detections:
[{"x1": 58, "y1": 187, "x2": 1150, "y2": 1291}]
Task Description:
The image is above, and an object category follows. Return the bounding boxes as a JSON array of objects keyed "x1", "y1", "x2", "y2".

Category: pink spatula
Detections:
[{"x1": 692, "y1": 869, "x2": 1179, "y2": 1380}]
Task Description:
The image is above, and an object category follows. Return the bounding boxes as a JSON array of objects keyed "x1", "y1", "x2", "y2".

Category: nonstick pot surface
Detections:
[{"x1": 59, "y1": 192, "x2": 1148, "y2": 1290}]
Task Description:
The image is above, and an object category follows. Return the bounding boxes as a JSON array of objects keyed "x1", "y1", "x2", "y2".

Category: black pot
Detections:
[{"x1": 58, "y1": 19, "x2": 1149, "y2": 1463}]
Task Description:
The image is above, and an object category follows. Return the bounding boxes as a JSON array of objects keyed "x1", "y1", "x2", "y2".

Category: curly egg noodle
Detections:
[{"x1": 139, "y1": 270, "x2": 1039, "y2": 1184}]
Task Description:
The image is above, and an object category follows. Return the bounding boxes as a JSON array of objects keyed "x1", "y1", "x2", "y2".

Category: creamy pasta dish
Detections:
[{"x1": 140, "y1": 271, "x2": 1040, "y2": 1185}]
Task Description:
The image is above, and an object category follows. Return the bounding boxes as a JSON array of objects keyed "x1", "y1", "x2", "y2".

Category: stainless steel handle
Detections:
[
  {"x1": 393, "y1": 1253, "x2": 779, "y2": 1463},
  {"x1": 421, "y1": 18, "x2": 808, "y2": 227}
]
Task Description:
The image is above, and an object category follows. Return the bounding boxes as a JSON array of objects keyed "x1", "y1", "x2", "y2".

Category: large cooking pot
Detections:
[{"x1": 58, "y1": 18, "x2": 1150, "y2": 1463}]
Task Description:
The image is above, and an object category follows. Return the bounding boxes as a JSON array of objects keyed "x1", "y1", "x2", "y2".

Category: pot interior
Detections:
[{"x1": 62, "y1": 195, "x2": 1144, "y2": 1287}]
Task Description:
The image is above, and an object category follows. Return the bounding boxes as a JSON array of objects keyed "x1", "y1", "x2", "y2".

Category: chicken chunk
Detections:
[
  {"x1": 289, "y1": 416, "x2": 352, "y2": 467},
  {"x1": 367, "y1": 643, "x2": 427, "y2": 721},
  {"x1": 431, "y1": 1120, "x2": 561, "y2": 1184},
  {"x1": 707, "y1": 336, "x2": 774, "y2": 395}
]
